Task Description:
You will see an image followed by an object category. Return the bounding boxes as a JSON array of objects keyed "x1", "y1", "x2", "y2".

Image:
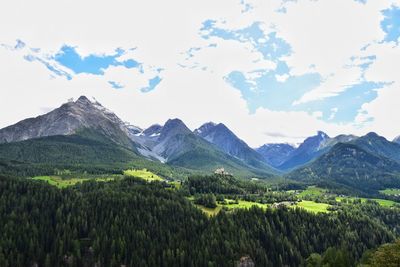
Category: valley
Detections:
[
  {"x1": 30, "y1": 169, "x2": 399, "y2": 216},
  {"x1": 0, "y1": 96, "x2": 400, "y2": 266}
]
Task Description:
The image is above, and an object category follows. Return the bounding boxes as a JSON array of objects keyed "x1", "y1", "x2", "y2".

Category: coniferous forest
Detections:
[{"x1": 1, "y1": 175, "x2": 399, "y2": 267}]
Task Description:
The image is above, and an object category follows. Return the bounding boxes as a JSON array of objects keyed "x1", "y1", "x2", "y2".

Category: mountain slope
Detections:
[
  {"x1": 351, "y1": 132, "x2": 400, "y2": 162},
  {"x1": 194, "y1": 122, "x2": 276, "y2": 171},
  {"x1": 0, "y1": 132, "x2": 140, "y2": 177},
  {"x1": 0, "y1": 130, "x2": 200, "y2": 179},
  {"x1": 0, "y1": 96, "x2": 136, "y2": 149},
  {"x1": 394, "y1": 136, "x2": 400, "y2": 144},
  {"x1": 0, "y1": 132, "x2": 138, "y2": 165},
  {"x1": 151, "y1": 119, "x2": 276, "y2": 177},
  {"x1": 278, "y1": 131, "x2": 331, "y2": 170},
  {"x1": 256, "y1": 143, "x2": 295, "y2": 167},
  {"x1": 287, "y1": 142, "x2": 400, "y2": 193},
  {"x1": 277, "y1": 132, "x2": 357, "y2": 171}
]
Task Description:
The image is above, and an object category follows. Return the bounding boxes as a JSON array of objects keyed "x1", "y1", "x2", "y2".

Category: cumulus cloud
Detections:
[{"x1": 0, "y1": 0, "x2": 399, "y2": 146}]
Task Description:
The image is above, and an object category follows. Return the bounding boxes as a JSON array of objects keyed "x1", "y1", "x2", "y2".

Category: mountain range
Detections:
[
  {"x1": 0, "y1": 96, "x2": 399, "y2": 193},
  {"x1": 0, "y1": 97, "x2": 276, "y2": 178},
  {"x1": 288, "y1": 141, "x2": 400, "y2": 194},
  {"x1": 274, "y1": 131, "x2": 358, "y2": 171}
]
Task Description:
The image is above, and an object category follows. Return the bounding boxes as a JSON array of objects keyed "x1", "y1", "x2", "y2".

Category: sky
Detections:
[{"x1": 0, "y1": 0, "x2": 400, "y2": 147}]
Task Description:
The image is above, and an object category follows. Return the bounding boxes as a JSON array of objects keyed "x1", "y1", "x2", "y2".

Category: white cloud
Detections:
[
  {"x1": 274, "y1": 0, "x2": 387, "y2": 76},
  {"x1": 179, "y1": 39, "x2": 276, "y2": 74},
  {"x1": 0, "y1": 0, "x2": 399, "y2": 146},
  {"x1": 354, "y1": 43, "x2": 400, "y2": 140},
  {"x1": 293, "y1": 62, "x2": 363, "y2": 105}
]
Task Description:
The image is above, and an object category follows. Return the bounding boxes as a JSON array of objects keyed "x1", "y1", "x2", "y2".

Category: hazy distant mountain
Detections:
[
  {"x1": 195, "y1": 122, "x2": 276, "y2": 171},
  {"x1": 278, "y1": 131, "x2": 331, "y2": 170},
  {"x1": 287, "y1": 142, "x2": 400, "y2": 193},
  {"x1": 323, "y1": 134, "x2": 358, "y2": 148},
  {"x1": 0, "y1": 96, "x2": 136, "y2": 149},
  {"x1": 276, "y1": 132, "x2": 358, "y2": 171},
  {"x1": 256, "y1": 144, "x2": 295, "y2": 167},
  {"x1": 394, "y1": 136, "x2": 400, "y2": 144}
]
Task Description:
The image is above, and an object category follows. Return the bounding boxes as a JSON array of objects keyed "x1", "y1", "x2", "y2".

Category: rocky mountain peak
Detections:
[
  {"x1": 76, "y1": 95, "x2": 91, "y2": 104},
  {"x1": 366, "y1": 132, "x2": 380, "y2": 138},
  {"x1": 194, "y1": 122, "x2": 217, "y2": 135},
  {"x1": 143, "y1": 124, "x2": 163, "y2": 137},
  {"x1": 164, "y1": 119, "x2": 190, "y2": 131},
  {"x1": 0, "y1": 96, "x2": 133, "y2": 147},
  {"x1": 158, "y1": 119, "x2": 191, "y2": 141},
  {"x1": 316, "y1": 131, "x2": 329, "y2": 139}
]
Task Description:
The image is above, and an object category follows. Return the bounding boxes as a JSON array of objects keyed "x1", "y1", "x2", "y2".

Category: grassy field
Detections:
[
  {"x1": 380, "y1": 188, "x2": 400, "y2": 196},
  {"x1": 295, "y1": 200, "x2": 330, "y2": 213},
  {"x1": 336, "y1": 196, "x2": 397, "y2": 207},
  {"x1": 123, "y1": 169, "x2": 164, "y2": 182},
  {"x1": 32, "y1": 176, "x2": 115, "y2": 188},
  {"x1": 223, "y1": 199, "x2": 269, "y2": 210},
  {"x1": 298, "y1": 186, "x2": 326, "y2": 197},
  {"x1": 188, "y1": 197, "x2": 269, "y2": 216},
  {"x1": 193, "y1": 198, "x2": 330, "y2": 216}
]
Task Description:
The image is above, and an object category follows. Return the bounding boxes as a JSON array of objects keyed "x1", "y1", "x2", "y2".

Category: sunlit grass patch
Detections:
[{"x1": 123, "y1": 169, "x2": 164, "y2": 182}]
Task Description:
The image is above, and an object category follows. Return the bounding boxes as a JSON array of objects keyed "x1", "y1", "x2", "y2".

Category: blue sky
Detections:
[
  {"x1": 54, "y1": 46, "x2": 140, "y2": 75},
  {"x1": 381, "y1": 5, "x2": 400, "y2": 43},
  {"x1": 198, "y1": 11, "x2": 389, "y2": 123},
  {"x1": 0, "y1": 0, "x2": 399, "y2": 145}
]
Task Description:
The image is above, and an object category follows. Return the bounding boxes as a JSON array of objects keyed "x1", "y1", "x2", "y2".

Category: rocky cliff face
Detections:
[{"x1": 0, "y1": 96, "x2": 135, "y2": 148}]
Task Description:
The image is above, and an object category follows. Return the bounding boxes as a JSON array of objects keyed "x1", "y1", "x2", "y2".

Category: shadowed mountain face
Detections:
[
  {"x1": 256, "y1": 144, "x2": 295, "y2": 167},
  {"x1": 277, "y1": 131, "x2": 331, "y2": 170},
  {"x1": 350, "y1": 132, "x2": 400, "y2": 162},
  {"x1": 0, "y1": 96, "x2": 137, "y2": 149},
  {"x1": 258, "y1": 132, "x2": 358, "y2": 171},
  {"x1": 194, "y1": 122, "x2": 276, "y2": 172},
  {"x1": 152, "y1": 119, "x2": 193, "y2": 160},
  {"x1": 137, "y1": 119, "x2": 277, "y2": 176},
  {"x1": 142, "y1": 124, "x2": 162, "y2": 137},
  {"x1": 394, "y1": 136, "x2": 400, "y2": 144},
  {"x1": 287, "y1": 142, "x2": 400, "y2": 193}
]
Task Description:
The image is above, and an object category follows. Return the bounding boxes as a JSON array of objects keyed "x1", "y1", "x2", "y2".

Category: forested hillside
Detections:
[{"x1": 0, "y1": 175, "x2": 398, "y2": 267}]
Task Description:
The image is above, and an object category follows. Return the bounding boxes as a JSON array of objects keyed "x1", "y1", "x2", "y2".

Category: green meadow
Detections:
[
  {"x1": 32, "y1": 176, "x2": 115, "y2": 188},
  {"x1": 336, "y1": 196, "x2": 397, "y2": 207},
  {"x1": 123, "y1": 169, "x2": 164, "y2": 182},
  {"x1": 190, "y1": 198, "x2": 269, "y2": 216},
  {"x1": 298, "y1": 186, "x2": 326, "y2": 197},
  {"x1": 379, "y1": 188, "x2": 400, "y2": 196},
  {"x1": 295, "y1": 200, "x2": 330, "y2": 213}
]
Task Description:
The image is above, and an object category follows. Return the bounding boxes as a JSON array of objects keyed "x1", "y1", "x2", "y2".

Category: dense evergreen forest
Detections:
[
  {"x1": 0, "y1": 134, "x2": 199, "y2": 179},
  {"x1": 1, "y1": 175, "x2": 399, "y2": 267}
]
